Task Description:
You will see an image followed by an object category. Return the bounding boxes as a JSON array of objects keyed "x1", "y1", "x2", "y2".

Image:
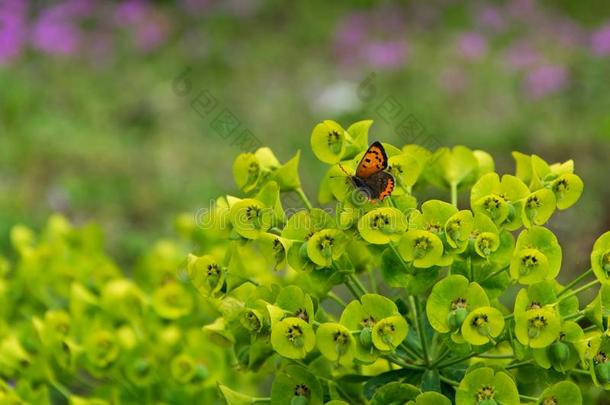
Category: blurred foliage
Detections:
[{"x1": 1, "y1": 0, "x2": 610, "y2": 294}]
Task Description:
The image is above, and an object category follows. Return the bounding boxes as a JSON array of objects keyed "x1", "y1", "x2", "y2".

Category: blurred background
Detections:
[{"x1": 2, "y1": 0, "x2": 610, "y2": 284}]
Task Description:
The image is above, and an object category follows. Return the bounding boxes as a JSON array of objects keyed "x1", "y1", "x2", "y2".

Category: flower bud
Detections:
[
  {"x1": 448, "y1": 308, "x2": 468, "y2": 332},
  {"x1": 549, "y1": 341, "x2": 570, "y2": 367},
  {"x1": 359, "y1": 327, "x2": 373, "y2": 348},
  {"x1": 595, "y1": 362, "x2": 610, "y2": 384}
]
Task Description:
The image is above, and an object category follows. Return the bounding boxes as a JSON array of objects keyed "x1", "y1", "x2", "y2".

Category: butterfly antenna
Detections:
[
  {"x1": 328, "y1": 163, "x2": 352, "y2": 179},
  {"x1": 337, "y1": 163, "x2": 351, "y2": 176}
]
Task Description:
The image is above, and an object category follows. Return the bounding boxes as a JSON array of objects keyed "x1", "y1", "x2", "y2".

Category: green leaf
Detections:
[
  {"x1": 514, "y1": 308, "x2": 560, "y2": 348},
  {"x1": 461, "y1": 306, "x2": 504, "y2": 346},
  {"x1": 274, "y1": 150, "x2": 302, "y2": 191},
  {"x1": 426, "y1": 146, "x2": 479, "y2": 189},
  {"x1": 186, "y1": 253, "x2": 225, "y2": 296},
  {"x1": 591, "y1": 231, "x2": 610, "y2": 282},
  {"x1": 306, "y1": 229, "x2": 346, "y2": 267},
  {"x1": 233, "y1": 152, "x2": 261, "y2": 193},
  {"x1": 414, "y1": 392, "x2": 451, "y2": 405},
  {"x1": 346, "y1": 120, "x2": 372, "y2": 150},
  {"x1": 275, "y1": 286, "x2": 315, "y2": 324},
  {"x1": 371, "y1": 382, "x2": 420, "y2": 405},
  {"x1": 270, "y1": 317, "x2": 315, "y2": 359},
  {"x1": 271, "y1": 365, "x2": 324, "y2": 405},
  {"x1": 311, "y1": 120, "x2": 348, "y2": 164},
  {"x1": 398, "y1": 230, "x2": 443, "y2": 268},
  {"x1": 537, "y1": 381, "x2": 582, "y2": 405},
  {"x1": 388, "y1": 153, "x2": 423, "y2": 189},
  {"x1": 282, "y1": 208, "x2": 335, "y2": 241},
  {"x1": 550, "y1": 173, "x2": 583, "y2": 210},
  {"x1": 426, "y1": 275, "x2": 489, "y2": 334},
  {"x1": 218, "y1": 383, "x2": 254, "y2": 405},
  {"x1": 315, "y1": 323, "x2": 356, "y2": 364},
  {"x1": 371, "y1": 315, "x2": 409, "y2": 351},
  {"x1": 522, "y1": 188, "x2": 556, "y2": 228},
  {"x1": 229, "y1": 198, "x2": 273, "y2": 239},
  {"x1": 445, "y1": 210, "x2": 474, "y2": 251},
  {"x1": 455, "y1": 367, "x2": 519, "y2": 405},
  {"x1": 512, "y1": 227, "x2": 562, "y2": 283},
  {"x1": 358, "y1": 207, "x2": 408, "y2": 244},
  {"x1": 513, "y1": 151, "x2": 533, "y2": 185}
]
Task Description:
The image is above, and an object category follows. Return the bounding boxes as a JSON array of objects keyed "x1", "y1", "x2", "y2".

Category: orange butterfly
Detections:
[{"x1": 341, "y1": 142, "x2": 395, "y2": 202}]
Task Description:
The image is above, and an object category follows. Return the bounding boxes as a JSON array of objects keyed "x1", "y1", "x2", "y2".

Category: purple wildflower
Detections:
[
  {"x1": 31, "y1": 6, "x2": 82, "y2": 55},
  {"x1": 591, "y1": 24, "x2": 610, "y2": 56},
  {"x1": 503, "y1": 41, "x2": 542, "y2": 70},
  {"x1": 457, "y1": 32, "x2": 487, "y2": 60},
  {"x1": 525, "y1": 64, "x2": 569, "y2": 99},
  {"x1": 474, "y1": 5, "x2": 506, "y2": 32},
  {"x1": 0, "y1": 3, "x2": 27, "y2": 64},
  {"x1": 364, "y1": 41, "x2": 408, "y2": 69}
]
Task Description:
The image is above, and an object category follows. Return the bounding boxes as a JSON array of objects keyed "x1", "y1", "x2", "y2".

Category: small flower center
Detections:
[
  {"x1": 542, "y1": 397, "x2": 558, "y2": 405},
  {"x1": 371, "y1": 214, "x2": 390, "y2": 230},
  {"x1": 527, "y1": 196, "x2": 541, "y2": 209},
  {"x1": 246, "y1": 205, "x2": 261, "y2": 221},
  {"x1": 286, "y1": 324, "x2": 304, "y2": 347},
  {"x1": 528, "y1": 301, "x2": 542, "y2": 310},
  {"x1": 528, "y1": 315, "x2": 548, "y2": 338},
  {"x1": 476, "y1": 385, "x2": 495, "y2": 401},
  {"x1": 294, "y1": 383, "x2": 310, "y2": 397},
  {"x1": 602, "y1": 251, "x2": 610, "y2": 273},
  {"x1": 451, "y1": 297, "x2": 468, "y2": 310},
  {"x1": 327, "y1": 130, "x2": 342, "y2": 153},
  {"x1": 472, "y1": 314, "x2": 490, "y2": 336},
  {"x1": 554, "y1": 179, "x2": 568, "y2": 194},
  {"x1": 361, "y1": 316, "x2": 376, "y2": 328},
  {"x1": 414, "y1": 236, "x2": 430, "y2": 258},
  {"x1": 594, "y1": 351, "x2": 609, "y2": 365},
  {"x1": 295, "y1": 308, "x2": 309, "y2": 323}
]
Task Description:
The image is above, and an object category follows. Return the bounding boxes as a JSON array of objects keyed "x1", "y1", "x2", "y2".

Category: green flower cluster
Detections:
[
  {"x1": 195, "y1": 119, "x2": 610, "y2": 404},
  {"x1": 0, "y1": 215, "x2": 256, "y2": 404}
]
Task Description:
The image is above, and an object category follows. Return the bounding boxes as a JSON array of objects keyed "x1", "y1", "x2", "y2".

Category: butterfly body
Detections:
[{"x1": 349, "y1": 141, "x2": 395, "y2": 201}]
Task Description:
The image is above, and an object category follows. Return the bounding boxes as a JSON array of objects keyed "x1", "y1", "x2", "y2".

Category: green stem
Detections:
[
  {"x1": 583, "y1": 324, "x2": 599, "y2": 333},
  {"x1": 505, "y1": 360, "x2": 532, "y2": 370},
  {"x1": 390, "y1": 242, "x2": 411, "y2": 272},
  {"x1": 438, "y1": 352, "x2": 477, "y2": 369},
  {"x1": 477, "y1": 354, "x2": 514, "y2": 359},
  {"x1": 49, "y1": 379, "x2": 71, "y2": 399},
  {"x1": 384, "y1": 355, "x2": 426, "y2": 371},
  {"x1": 480, "y1": 265, "x2": 508, "y2": 284},
  {"x1": 439, "y1": 375, "x2": 459, "y2": 387},
  {"x1": 563, "y1": 310, "x2": 586, "y2": 321},
  {"x1": 412, "y1": 297, "x2": 430, "y2": 366},
  {"x1": 345, "y1": 280, "x2": 361, "y2": 300},
  {"x1": 295, "y1": 187, "x2": 313, "y2": 210},
  {"x1": 519, "y1": 394, "x2": 539, "y2": 402},
  {"x1": 570, "y1": 368, "x2": 591, "y2": 376},
  {"x1": 368, "y1": 271, "x2": 378, "y2": 294},
  {"x1": 556, "y1": 279, "x2": 600, "y2": 304},
  {"x1": 450, "y1": 181, "x2": 458, "y2": 208},
  {"x1": 429, "y1": 347, "x2": 451, "y2": 368},
  {"x1": 252, "y1": 398, "x2": 272, "y2": 404},
  {"x1": 399, "y1": 341, "x2": 424, "y2": 360},
  {"x1": 327, "y1": 291, "x2": 347, "y2": 308},
  {"x1": 557, "y1": 268, "x2": 594, "y2": 297},
  {"x1": 348, "y1": 273, "x2": 368, "y2": 296}
]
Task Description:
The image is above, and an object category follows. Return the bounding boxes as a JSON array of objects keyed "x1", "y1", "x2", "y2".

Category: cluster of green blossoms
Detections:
[
  {"x1": 190, "y1": 119, "x2": 610, "y2": 404},
  {"x1": 0, "y1": 215, "x2": 258, "y2": 404}
]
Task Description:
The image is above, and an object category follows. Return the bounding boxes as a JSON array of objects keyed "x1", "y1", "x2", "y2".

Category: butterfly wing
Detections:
[
  {"x1": 355, "y1": 141, "x2": 388, "y2": 179},
  {"x1": 363, "y1": 171, "x2": 395, "y2": 201}
]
